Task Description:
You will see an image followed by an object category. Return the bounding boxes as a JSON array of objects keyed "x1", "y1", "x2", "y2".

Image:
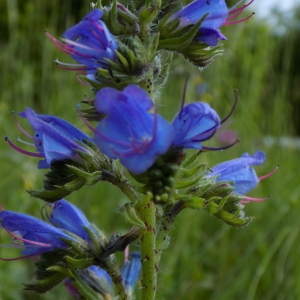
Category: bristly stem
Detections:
[
  {"x1": 136, "y1": 193, "x2": 157, "y2": 300},
  {"x1": 155, "y1": 201, "x2": 185, "y2": 264}
]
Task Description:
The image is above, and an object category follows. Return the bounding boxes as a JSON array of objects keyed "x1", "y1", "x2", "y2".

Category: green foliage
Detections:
[{"x1": 1, "y1": 1, "x2": 300, "y2": 300}]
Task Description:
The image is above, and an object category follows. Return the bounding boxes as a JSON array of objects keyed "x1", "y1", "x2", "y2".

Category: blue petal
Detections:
[
  {"x1": 172, "y1": 102, "x2": 220, "y2": 149},
  {"x1": 196, "y1": 28, "x2": 227, "y2": 46},
  {"x1": 19, "y1": 107, "x2": 92, "y2": 168},
  {"x1": 169, "y1": 0, "x2": 228, "y2": 45},
  {"x1": 50, "y1": 199, "x2": 97, "y2": 241},
  {"x1": 0, "y1": 210, "x2": 72, "y2": 255},
  {"x1": 94, "y1": 85, "x2": 173, "y2": 174},
  {"x1": 122, "y1": 252, "x2": 141, "y2": 291},
  {"x1": 208, "y1": 151, "x2": 266, "y2": 195}
]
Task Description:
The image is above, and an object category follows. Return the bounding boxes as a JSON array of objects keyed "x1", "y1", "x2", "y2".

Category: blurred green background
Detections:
[{"x1": 1, "y1": 1, "x2": 300, "y2": 299}]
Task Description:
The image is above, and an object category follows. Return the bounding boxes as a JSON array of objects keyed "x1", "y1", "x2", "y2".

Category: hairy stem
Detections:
[{"x1": 136, "y1": 194, "x2": 157, "y2": 300}]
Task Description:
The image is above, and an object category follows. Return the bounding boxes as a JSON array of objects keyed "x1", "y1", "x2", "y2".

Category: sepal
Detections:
[
  {"x1": 158, "y1": 14, "x2": 208, "y2": 51},
  {"x1": 103, "y1": 226, "x2": 140, "y2": 258},
  {"x1": 118, "y1": 203, "x2": 147, "y2": 229},
  {"x1": 102, "y1": 0, "x2": 139, "y2": 36}
]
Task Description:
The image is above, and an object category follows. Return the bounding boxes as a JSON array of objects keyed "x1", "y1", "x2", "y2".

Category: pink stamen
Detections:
[
  {"x1": 258, "y1": 165, "x2": 279, "y2": 181},
  {"x1": 221, "y1": 90, "x2": 238, "y2": 124},
  {"x1": 11, "y1": 111, "x2": 33, "y2": 139},
  {"x1": 223, "y1": 13, "x2": 255, "y2": 26},
  {"x1": 0, "y1": 253, "x2": 39, "y2": 261},
  {"x1": 228, "y1": 0, "x2": 254, "y2": 15},
  {"x1": 5, "y1": 137, "x2": 44, "y2": 158},
  {"x1": 241, "y1": 195, "x2": 270, "y2": 204},
  {"x1": 4, "y1": 226, "x2": 52, "y2": 248},
  {"x1": 124, "y1": 245, "x2": 129, "y2": 264},
  {"x1": 0, "y1": 204, "x2": 4, "y2": 211},
  {"x1": 223, "y1": 0, "x2": 255, "y2": 26},
  {"x1": 77, "y1": 75, "x2": 91, "y2": 86},
  {"x1": 78, "y1": 110, "x2": 134, "y2": 147}
]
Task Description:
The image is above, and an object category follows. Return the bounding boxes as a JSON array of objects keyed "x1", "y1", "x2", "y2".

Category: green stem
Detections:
[
  {"x1": 136, "y1": 194, "x2": 157, "y2": 300},
  {"x1": 155, "y1": 201, "x2": 185, "y2": 264}
]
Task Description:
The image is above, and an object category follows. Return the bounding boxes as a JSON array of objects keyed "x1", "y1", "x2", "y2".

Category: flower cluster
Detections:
[{"x1": 2, "y1": 1, "x2": 276, "y2": 299}]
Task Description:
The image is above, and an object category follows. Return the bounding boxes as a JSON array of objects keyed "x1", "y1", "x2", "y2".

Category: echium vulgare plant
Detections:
[{"x1": 1, "y1": 0, "x2": 278, "y2": 299}]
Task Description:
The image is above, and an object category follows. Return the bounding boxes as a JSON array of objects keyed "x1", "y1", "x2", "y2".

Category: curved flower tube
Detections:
[
  {"x1": 172, "y1": 102, "x2": 221, "y2": 149},
  {"x1": 93, "y1": 85, "x2": 173, "y2": 174},
  {"x1": 46, "y1": 9, "x2": 117, "y2": 73},
  {"x1": 6, "y1": 107, "x2": 93, "y2": 169},
  {"x1": 0, "y1": 210, "x2": 74, "y2": 256},
  {"x1": 207, "y1": 151, "x2": 266, "y2": 195}
]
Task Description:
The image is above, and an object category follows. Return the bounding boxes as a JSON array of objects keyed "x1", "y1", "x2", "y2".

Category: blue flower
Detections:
[
  {"x1": 94, "y1": 85, "x2": 173, "y2": 174},
  {"x1": 172, "y1": 102, "x2": 221, "y2": 149},
  {"x1": 49, "y1": 199, "x2": 98, "y2": 242},
  {"x1": 0, "y1": 210, "x2": 74, "y2": 256},
  {"x1": 207, "y1": 151, "x2": 266, "y2": 195},
  {"x1": 46, "y1": 9, "x2": 117, "y2": 73},
  {"x1": 122, "y1": 252, "x2": 141, "y2": 293},
  {"x1": 6, "y1": 107, "x2": 93, "y2": 169},
  {"x1": 168, "y1": 0, "x2": 228, "y2": 46}
]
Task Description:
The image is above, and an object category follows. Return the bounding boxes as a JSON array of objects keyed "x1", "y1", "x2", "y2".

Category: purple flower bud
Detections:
[
  {"x1": 7, "y1": 107, "x2": 93, "y2": 169},
  {"x1": 49, "y1": 199, "x2": 98, "y2": 242},
  {"x1": 172, "y1": 102, "x2": 221, "y2": 149},
  {"x1": 168, "y1": 0, "x2": 228, "y2": 46},
  {"x1": 46, "y1": 9, "x2": 117, "y2": 74},
  {"x1": 94, "y1": 85, "x2": 173, "y2": 174},
  {"x1": 121, "y1": 252, "x2": 141, "y2": 292},
  {"x1": 207, "y1": 151, "x2": 266, "y2": 195},
  {"x1": 0, "y1": 210, "x2": 74, "y2": 256}
]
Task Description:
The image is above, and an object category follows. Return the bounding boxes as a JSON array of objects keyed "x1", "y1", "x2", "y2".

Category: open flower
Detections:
[
  {"x1": 46, "y1": 9, "x2": 117, "y2": 74},
  {"x1": 93, "y1": 85, "x2": 173, "y2": 174},
  {"x1": 172, "y1": 102, "x2": 221, "y2": 149},
  {"x1": 5, "y1": 107, "x2": 93, "y2": 169},
  {"x1": 207, "y1": 151, "x2": 266, "y2": 195},
  {"x1": 0, "y1": 210, "x2": 74, "y2": 257}
]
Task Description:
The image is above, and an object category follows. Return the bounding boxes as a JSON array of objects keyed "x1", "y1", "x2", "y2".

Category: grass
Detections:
[{"x1": 0, "y1": 1, "x2": 300, "y2": 299}]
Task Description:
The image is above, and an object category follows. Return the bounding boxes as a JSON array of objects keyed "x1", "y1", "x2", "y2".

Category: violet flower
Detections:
[
  {"x1": 46, "y1": 9, "x2": 117, "y2": 74},
  {"x1": 0, "y1": 210, "x2": 74, "y2": 256},
  {"x1": 6, "y1": 107, "x2": 93, "y2": 169},
  {"x1": 93, "y1": 85, "x2": 173, "y2": 174},
  {"x1": 172, "y1": 102, "x2": 221, "y2": 149},
  {"x1": 207, "y1": 151, "x2": 266, "y2": 195}
]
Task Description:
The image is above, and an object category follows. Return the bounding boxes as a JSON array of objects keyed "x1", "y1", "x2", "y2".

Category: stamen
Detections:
[
  {"x1": 223, "y1": 13, "x2": 255, "y2": 26},
  {"x1": 229, "y1": 0, "x2": 254, "y2": 15},
  {"x1": 241, "y1": 195, "x2": 270, "y2": 204},
  {"x1": 221, "y1": 89, "x2": 238, "y2": 124},
  {"x1": 124, "y1": 245, "x2": 129, "y2": 264},
  {"x1": 0, "y1": 253, "x2": 39, "y2": 261},
  {"x1": 5, "y1": 137, "x2": 44, "y2": 158},
  {"x1": 258, "y1": 165, "x2": 279, "y2": 181},
  {"x1": 54, "y1": 59, "x2": 85, "y2": 68},
  {"x1": 77, "y1": 74, "x2": 91, "y2": 86},
  {"x1": 78, "y1": 110, "x2": 132, "y2": 147},
  {"x1": 202, "y1": 138, "x2": 240, "y2": 151},
  {"x1": 11, "y1": 111, "x2": 33, "y2": 139},
  {"x1": 4, "y1": 226, "x2": 52, "y2": 248},
  {"x1": 179, "y1": 74, "x2": 190, "y2": 120},
  {"x1": 16, "y1": 137, "x2": 35, "y2": 147}
]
